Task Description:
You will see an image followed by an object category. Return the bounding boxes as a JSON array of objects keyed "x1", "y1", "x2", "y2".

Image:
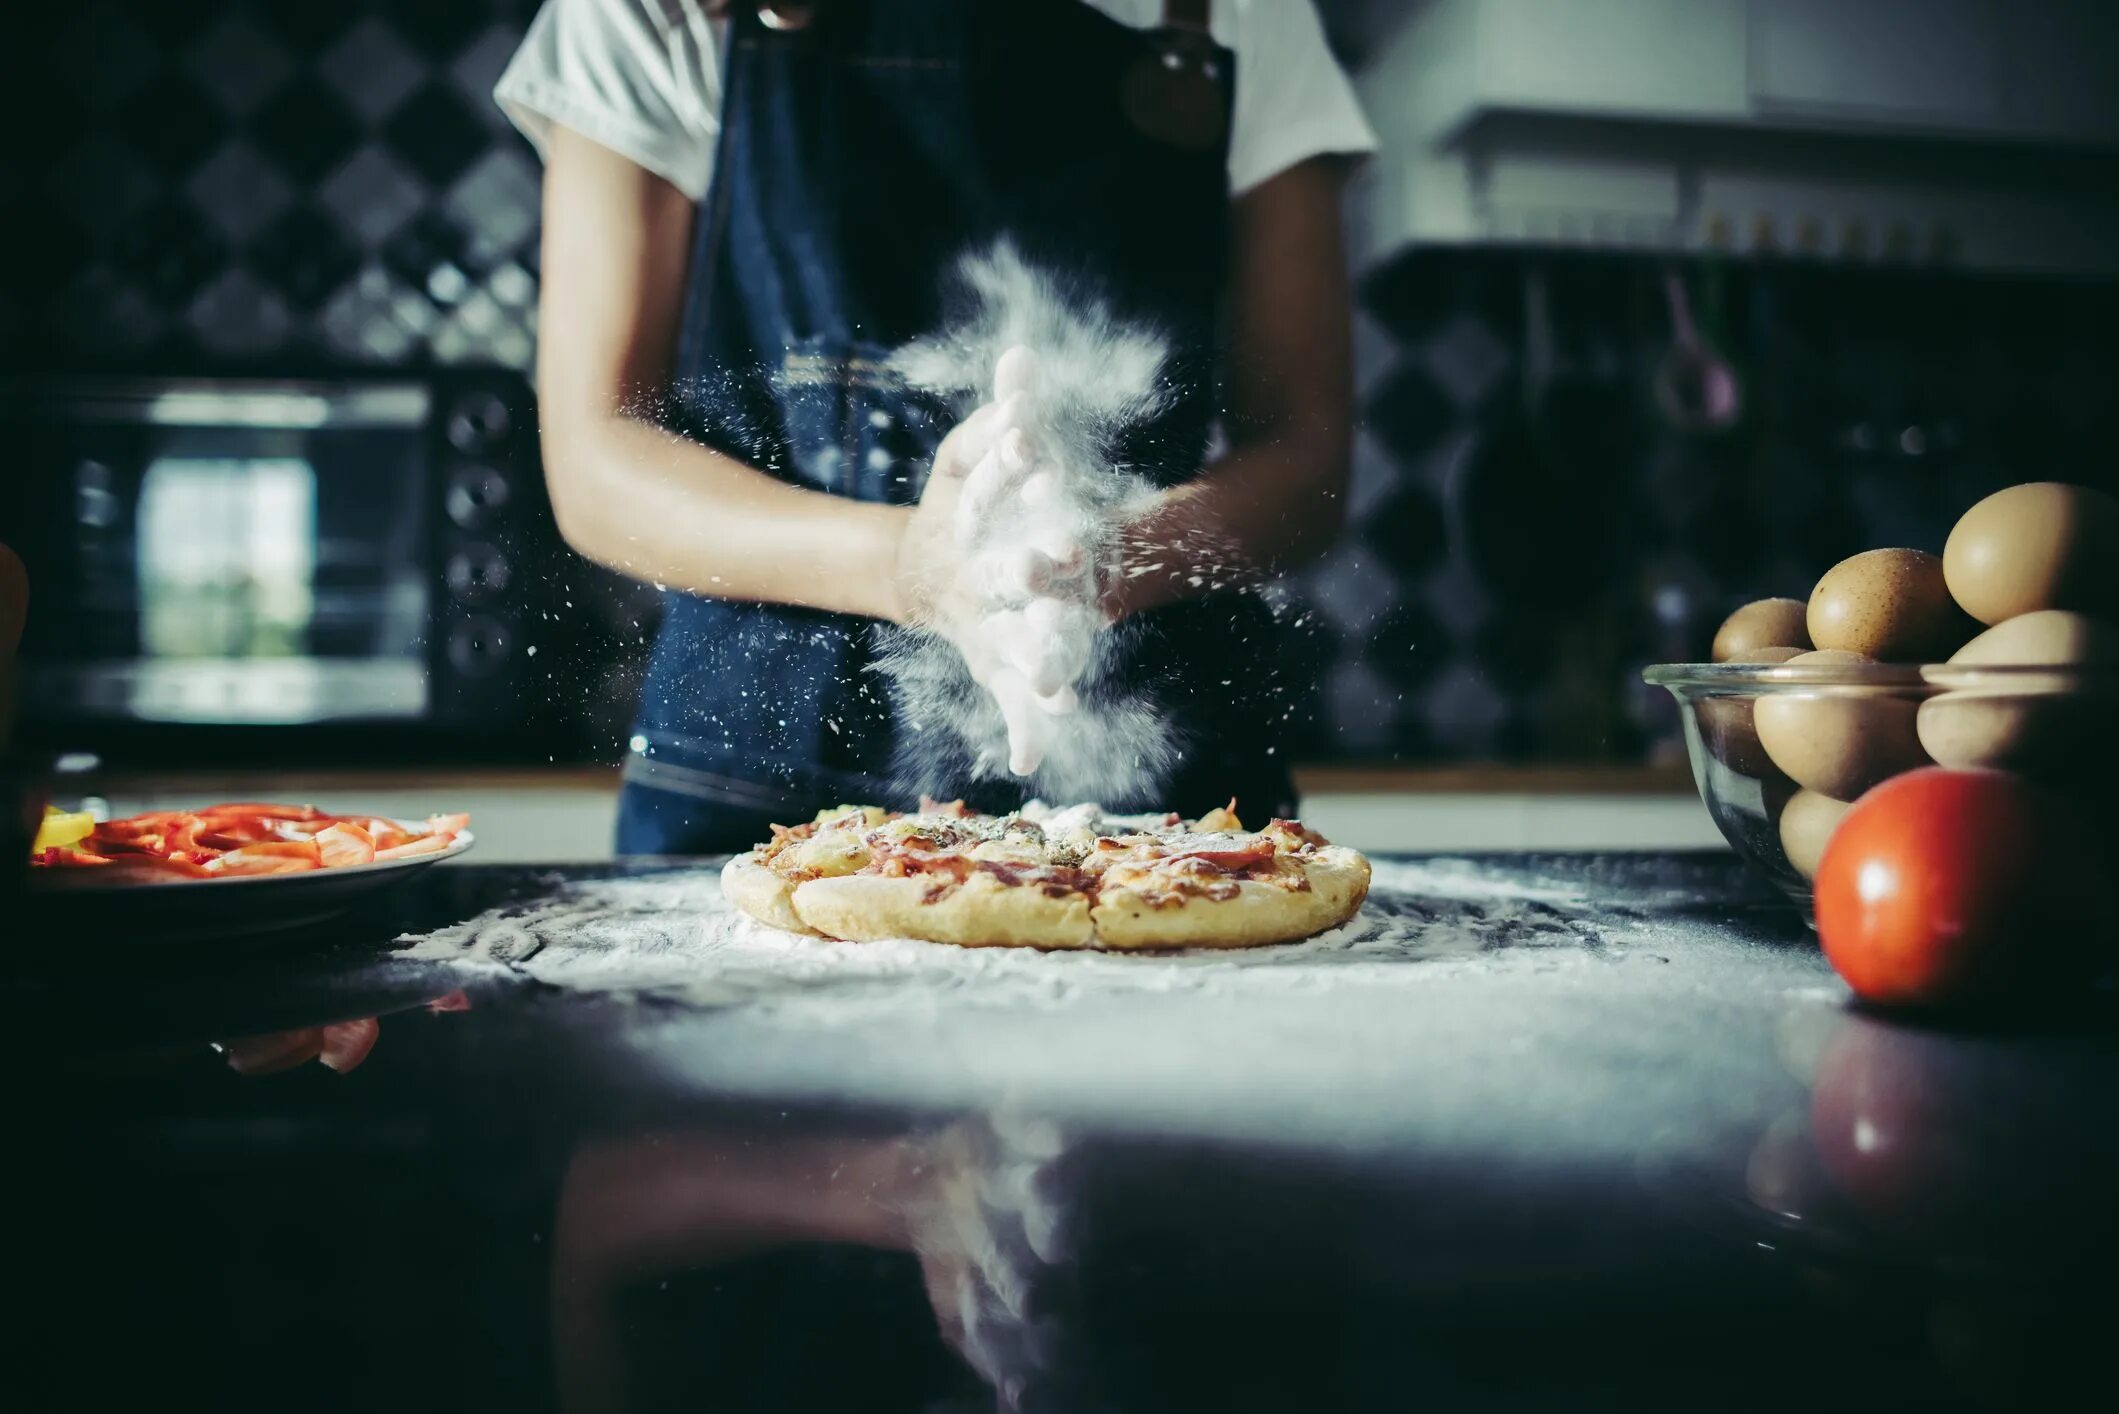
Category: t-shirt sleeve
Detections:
[
  {"x1": 1226, "y1": 0, "x2": 1378, "y2": 196},
  {"x1": 495, "y1": 0, "x2": 722, "y2": 201}
]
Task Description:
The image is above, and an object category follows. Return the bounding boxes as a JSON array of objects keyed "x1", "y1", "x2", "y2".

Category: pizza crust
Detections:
[
  {"x1": 719, "y1": 853, "x2": 819, "y2": 937},
  {"x1": 791, "y1": 872, "x2": 1096, "y2": 950},
  {"x1": 721, "y1": 807, "x2": 1370, "y2": 952},
  {"x1": 1090, "y1": 846, "x2": 1371, "y2": 950}
]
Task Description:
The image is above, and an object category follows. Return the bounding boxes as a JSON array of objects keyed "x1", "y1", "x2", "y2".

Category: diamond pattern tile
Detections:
[
  {"x1": 429, "y1": 314, "x2": 481, "y2": 365},
  {"x1": 1423, "y1": 662, "x2": 1510, "y2": 757},
  {"x1": 489, "y1": 322, "x2": 534, "y2": 371},
  {"x1": 19, "y1": 1, "x2": 543, "y2": 382},
  {"x1": 1363, "y1": 481, "x2": 1448, "y2": 580},
  {"x1": 319, "y1": 266, "x2": 420, "y2": 363},
  {"x1": 1342, "y1": 427, "x2": 1400, "y2": 523},
  {"x1": 188, "y1": 268, "x2": 293, "y2": 355},
  {"x1": 1299, "y1": 546, "x2": 1397, "y2": 638},
  {"x1": 249, "y1": 205, "x2": 362, "y2": 311},
  {"x1": 1321, "y1": 662, "x2": 1403, "y2": 755},
  {"x1": 318, "y1": 146, "x2": 429, "y2": 248},
  {"x1": 486, "y1": 259, "x2": 535, "y2": 308},
  {"x1": 187, "y1": 142, "x2": 295, "y2": 242},
  {"x1": 1362, "y1": 360, "x2": 1458, "y2": 467},
  {"x1": 252, "y1": 82, "x2": 364, "y2": 184},
  {"x1": 384, "y1": 209, "x2": 469, "y2": 295},
  {"x1": 444, "y1": 147, "x2": 540, "y2": 263},
  {"x1": 320, "y1": 18, "x2": 427, "y2": 123},
  {"x1": 253, "y1": 4, "x2": 361, "y2": 54},
  {"x1": 1418, "y1": 311, "x2": 1512, "y2": 410},
  {"x1": 1366, "y1": 601, "x2": 1451, "y2": 692},
  {"x1": 385, "y1": 83, "x2": 492, "y2": 186},
  {"x1": 452, "y1": 23, "x2": 529, "y2": 131},
  {"x1": 112, "y1": 196, "x2": 226, "y2": 306},
  {"x1": 1473, "y1": 615, "x2": 1559, "y2": 692},
  {"x1": 181, "y1": 13, "x2": 297, "y2": 116},
  {"x1": 381, "y1": 0, "x2": 491, "y2": 61}
]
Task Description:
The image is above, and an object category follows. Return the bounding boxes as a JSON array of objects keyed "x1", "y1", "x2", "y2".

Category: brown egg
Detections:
[
  {"x1": 1916, "y1": 610, "x2": 2119, "y2": 776},
  {"x1": 1778, "y1": 789, "x2": 1852, "y2": 882},
  {"x1": 1712, "y1": 599, "x2": 1812, "y2": 661},
  {"x1": 1753, "y1": 649, "x2": 1929, "y2": 798},
  {"x1": 1701, "y1": 646, "x2": 1805, "y2": 777},
  {"x1": 1808, "y1": 548, "x2": 1972, "y2": 661},
  {"x1": 1943, "y1": 482, "x2": 2119, "y2": 626}
]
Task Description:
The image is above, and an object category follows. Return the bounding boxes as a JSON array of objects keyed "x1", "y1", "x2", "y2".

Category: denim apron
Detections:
[{"x1": 616, "y1": 0, "x2": 1296, "y2": 854}]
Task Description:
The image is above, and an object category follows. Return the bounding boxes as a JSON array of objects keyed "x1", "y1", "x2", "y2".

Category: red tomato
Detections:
[{"x1": 1813, "y1": 767, "x2": 2115, "y2": 1008}]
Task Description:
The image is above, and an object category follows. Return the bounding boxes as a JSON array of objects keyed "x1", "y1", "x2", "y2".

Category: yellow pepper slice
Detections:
[{"x1": 33, "y1": 808, "x2": 96, "y2": 852}]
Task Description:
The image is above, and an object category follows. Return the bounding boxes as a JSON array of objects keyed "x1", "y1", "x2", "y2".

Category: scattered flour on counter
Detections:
[{"x1": 396, "y1": 858, "x2": 1628, "y2": 1023}]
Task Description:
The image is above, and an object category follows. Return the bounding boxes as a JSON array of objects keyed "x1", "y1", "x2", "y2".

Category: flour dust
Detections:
[{"x1": 878, "y1": 242, "x2": 1189, "y2": 804}]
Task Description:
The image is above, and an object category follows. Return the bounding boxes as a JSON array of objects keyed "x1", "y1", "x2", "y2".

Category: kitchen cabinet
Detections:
[
  {"x1": 1748, "y1": 0, "x2": 2000, "y2": 130},
  {"x1": 1367, "y1": 0, "x2": 2119, "y2": 144},
  {"x1": 1353, "y1": 0, "x2": 2119, "y2": 273}
]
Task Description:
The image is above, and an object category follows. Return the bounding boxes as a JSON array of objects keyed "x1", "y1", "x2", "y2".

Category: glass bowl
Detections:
[{"x1": 1643, "y1": 660, "x2": 2119, "y2": 919}]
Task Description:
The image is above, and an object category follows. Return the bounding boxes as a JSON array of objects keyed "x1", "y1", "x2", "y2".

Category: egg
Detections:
[
  {"x1": 1943, "y1": 482, "x2": 2119, "y2": 626},
  {"x1": 1712, "y1": 599, "x2": 1812, "y2": 661},
  {"x1": 1778, "y1": 789, "x2": 1852, "y2": 882},
  {"x1": 1753, "y1": 649, "x2": 1929, "y2": 798},
  {"x1": 1916, "y1": 610, "x2": 2119, "y2": 774},
  {"x1": 1701, "y1": 646, "x2": 1805, "y2": 777},
  {"x1": 1807, "y1": 548, "x2": 1972, "y2": 661}
]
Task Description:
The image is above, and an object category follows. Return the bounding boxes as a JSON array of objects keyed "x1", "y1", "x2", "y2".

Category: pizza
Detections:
[{"x1": 721, "y1": 799, "x2": 1370, "y2": 950}]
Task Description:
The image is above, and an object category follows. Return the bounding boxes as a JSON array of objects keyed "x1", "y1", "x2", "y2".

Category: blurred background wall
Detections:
[{"x1": 8, "y1": 0, "x2": 2118, "y2": 769}]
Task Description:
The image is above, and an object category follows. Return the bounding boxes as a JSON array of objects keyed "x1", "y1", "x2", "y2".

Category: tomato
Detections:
[{"x1": 1813, "y1": 767, "x2": 2115, "y2": 1008}]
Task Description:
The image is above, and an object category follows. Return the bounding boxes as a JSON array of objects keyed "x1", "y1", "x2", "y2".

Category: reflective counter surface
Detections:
[{"x1": 10, "y1": 856, "x2": 2116, "y2": 1412}]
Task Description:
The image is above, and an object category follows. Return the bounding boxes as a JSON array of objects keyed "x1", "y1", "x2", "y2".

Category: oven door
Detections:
[{"x1": 5, "y1": 381, "x2": 436, "y2": 730}]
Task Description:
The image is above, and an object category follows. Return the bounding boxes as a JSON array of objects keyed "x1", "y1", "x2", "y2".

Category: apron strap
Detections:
[{"x1": 1163, "y1": 0, "x2": 1211, "y2": 33}]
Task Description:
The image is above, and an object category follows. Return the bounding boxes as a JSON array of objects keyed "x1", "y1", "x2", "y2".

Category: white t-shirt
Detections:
[{"x1": 496, "y1": 0, "x2": 1376, "y2": 202}]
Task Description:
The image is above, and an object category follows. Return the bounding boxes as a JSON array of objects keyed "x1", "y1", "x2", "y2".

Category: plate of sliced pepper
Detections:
[{"x1": 21, "y1": 802, "x2": 472, "y2": 942}]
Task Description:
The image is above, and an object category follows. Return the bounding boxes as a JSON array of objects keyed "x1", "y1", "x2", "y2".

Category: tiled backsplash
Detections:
[
  {"x1": 12, "y1": 3, "x2": 2118, "y2": 764},
  {"x1": 9, "y1": 0, "x2": 542, "y2": 371},
  {"x1": 1305, "y1": 249, "x2": 2119, "y2": 763}
]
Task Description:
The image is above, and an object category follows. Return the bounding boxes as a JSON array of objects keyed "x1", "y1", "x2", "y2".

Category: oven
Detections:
[{"x1": 0, "y1": 374, "x2": 563, "y2": 761}]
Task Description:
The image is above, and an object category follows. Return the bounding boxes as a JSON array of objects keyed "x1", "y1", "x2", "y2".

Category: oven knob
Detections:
[
  {"x1": 446, "y1": 616, "x2": 511, "y2": 678},
  {"x1": 446, "y1": 393, "x2": 511, "y2": 454},
  {"x1": 445, "y1": 465, "x2": 512, "y2": 529},
  {"x1": 446, "y1": 543, "x2": 511, "y2": 603}
]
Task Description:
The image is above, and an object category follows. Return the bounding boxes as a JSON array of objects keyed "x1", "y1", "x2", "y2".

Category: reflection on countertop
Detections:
[{"x1": 8, "y1": 855, "x2": 2116, "y2": 1410}]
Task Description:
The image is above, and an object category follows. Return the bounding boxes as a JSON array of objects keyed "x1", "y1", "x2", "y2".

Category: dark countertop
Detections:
[{"x1": 11, "y1": 854, "x2": 2118, "y2": 1412}]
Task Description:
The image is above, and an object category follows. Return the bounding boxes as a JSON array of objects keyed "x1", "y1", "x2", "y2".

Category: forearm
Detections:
[
  {"x1": 543, "y1": 408, "x2": 908, "y2": 622},
  {"x1": 1106, "y1": 425, "x2": 1350, "y2": 619}
]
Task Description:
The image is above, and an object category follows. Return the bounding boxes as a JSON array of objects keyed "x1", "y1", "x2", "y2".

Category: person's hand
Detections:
[{"x1": 893, "y1": 347, "x2": 1108, "y2": 776}]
